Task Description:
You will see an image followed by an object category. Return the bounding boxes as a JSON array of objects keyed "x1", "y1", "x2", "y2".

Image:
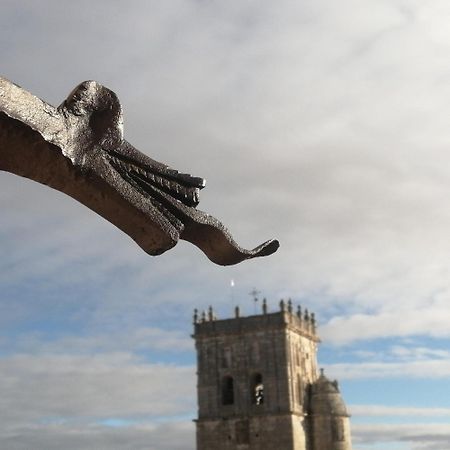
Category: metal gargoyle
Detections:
[{"x1": 0, "y1": 77, "x2": 279, "y2": 265}]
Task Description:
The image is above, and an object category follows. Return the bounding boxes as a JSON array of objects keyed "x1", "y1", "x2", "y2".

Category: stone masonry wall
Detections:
[{"x1": 194, "y1": 309, "x2": 320, "y2": 450}]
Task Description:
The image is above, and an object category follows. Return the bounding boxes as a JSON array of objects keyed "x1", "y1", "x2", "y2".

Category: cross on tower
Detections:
[{"x1": 249, "y1": 288, "x2": 261, "y2": 314}]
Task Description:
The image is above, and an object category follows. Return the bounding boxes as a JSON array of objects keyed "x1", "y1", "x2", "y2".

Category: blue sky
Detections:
[{"x1": 1, "y1": 0, "x2": 450, "y2": 449}]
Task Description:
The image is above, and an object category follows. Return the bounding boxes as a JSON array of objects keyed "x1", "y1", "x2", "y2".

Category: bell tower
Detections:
[{"x1": 193, "y1": 299, "x2": 333, "y2": 450}]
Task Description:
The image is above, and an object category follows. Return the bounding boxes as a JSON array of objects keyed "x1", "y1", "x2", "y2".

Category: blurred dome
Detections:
[{"x1": 310, "y1": 369, "x2": 350, "y2": 417}]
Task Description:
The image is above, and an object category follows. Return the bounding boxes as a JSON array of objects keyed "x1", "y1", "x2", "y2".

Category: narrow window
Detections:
[
  {"x1": 297, "y1": 375, "x2": 303, "y2": 405},
  {"x1": 222, "y1": 376, "x2": 234, "y2": 405},
  {"x1": 251, "y1": 373, "x2": 264, "y2": 405}
]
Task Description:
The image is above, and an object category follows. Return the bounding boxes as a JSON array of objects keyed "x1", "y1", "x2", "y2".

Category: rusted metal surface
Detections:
[{"x1": 0, "y1": 77, "x2": 279, "y2": 265}]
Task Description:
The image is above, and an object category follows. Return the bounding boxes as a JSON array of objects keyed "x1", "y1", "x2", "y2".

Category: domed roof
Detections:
[{"x1": 309, "y1": 369, "x2": 349, "y2": 417}]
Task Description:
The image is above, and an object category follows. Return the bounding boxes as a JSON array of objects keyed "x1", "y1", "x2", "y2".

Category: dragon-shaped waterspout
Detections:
[{"x1": 0, "y1": 77, "x2": 279, "y2": 265}]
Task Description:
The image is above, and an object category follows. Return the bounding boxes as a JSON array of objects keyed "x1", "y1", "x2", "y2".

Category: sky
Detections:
[{"x1": 1, "y1": 0, "x2": 450, "y2": 448}]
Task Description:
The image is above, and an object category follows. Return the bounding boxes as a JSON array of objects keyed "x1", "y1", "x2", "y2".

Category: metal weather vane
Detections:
[{"x1": 0, "y1": 77, "x2": 279, "y2": 265}]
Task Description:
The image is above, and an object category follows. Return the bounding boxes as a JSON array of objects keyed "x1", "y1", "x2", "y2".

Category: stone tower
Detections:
[
  {"x1": 310, "y1": 369, "x2": 352, "y2": 450},
  {"x1": 192, "y1": 300, "x2": 352, "y2": 450}
]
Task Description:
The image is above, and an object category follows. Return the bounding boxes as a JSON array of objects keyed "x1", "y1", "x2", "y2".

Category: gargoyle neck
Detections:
[{"x1": 0, "y1": 112, "x2": 74, "y2": 191}]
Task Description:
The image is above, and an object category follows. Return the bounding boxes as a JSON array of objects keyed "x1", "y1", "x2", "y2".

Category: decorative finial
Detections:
[
  {"x1": 193, "y1": 308, "x2": 198, "y2": 324},
  {"x1": 304, "y1": 309, "x2": 310, "y2": 332},
  {"x1": 208, "y1": 306, "x2": 214, "y2": 321},
  {"x1": 311, "y1": 312, "x2": 316, "y2": 333},
  {"x1": 235, "y1": 305, "x2": 240, "y2": 318},
  {"x1": 249, "y1": 288, "x2": 261, "y2": 315},
  {"x1": 280, "y1": 299, "x2": 285, "y2": 311},
  {"x1": 201, "y1": 310, "x2": 206, "y2": 322},
  {"x1": 297, "y1": 305, "x2": 302, "y2": 319},
  {"x1": 262, "y1": 298, "x2": 267, "y2": 314},
  {"x1": 320, "y1": 368, "x2": 325, "y2": 377},
  {"x1": 249, "y1": 288, "x2": 260, "y2": 302},
  {"x1": 287, "y1": 298, "x2": 293, "y2": 313},
  {"x1": 304, "y1": 308, "x2": 310, "y2": 321}
]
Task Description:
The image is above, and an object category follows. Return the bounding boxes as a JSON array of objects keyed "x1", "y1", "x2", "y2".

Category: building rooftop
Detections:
[
  {"x1": 310, "y1": 369, "x2": 350, "y2": 417},
  {"x1": 193, "y1": 299, "x2": 319, "y2": 341}
]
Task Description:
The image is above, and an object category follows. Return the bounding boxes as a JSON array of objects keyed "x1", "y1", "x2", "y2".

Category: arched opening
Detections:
[
  {"x1": 251, "y1": 373, "x2": 264, "y2": 405},
  {"x1": 222, "y1": 376, "x2": 234, "y2": 405}
]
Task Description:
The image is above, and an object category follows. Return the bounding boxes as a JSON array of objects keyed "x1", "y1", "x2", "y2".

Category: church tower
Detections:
[{"x1": 193, "y1": 300, "x2": 352, "y2": 450}]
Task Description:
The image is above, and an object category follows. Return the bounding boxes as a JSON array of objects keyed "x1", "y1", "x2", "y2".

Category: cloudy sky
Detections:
[{"x1": 1, "y1": 0, "x2": 450, "y2": 448}]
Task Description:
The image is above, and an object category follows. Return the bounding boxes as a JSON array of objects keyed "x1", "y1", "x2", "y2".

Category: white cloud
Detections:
[
  {"x1": 351, "y1": 405, "x2": 450, "y2": 450},
  {"x1": 321, "y1": 308, "x2": 450, "y2": 345},
  {"x1": 7, "y1": 327, "x2": 193, "y2": 355},
  {"x1": 353, "y1": 423, "x2": 450, "y2": 450},
  {"x1": 389, "y1": 345, "x2": 450, "y2": 361},
  {"x1": 350, "y1": 344, "x2": 450, "y2": 364},
  {"x1": 2, "y1": 1, "x2": 450, "y2": 448},
  {"x1": 0, "y1": 421, "x2": 195, "y2": 450},
  {"x1": 350, "y1": 404, "x2": 450, "y2": 418},
  {"x1": 326, "y1": 358, "x2": 450, "y2": 380},
  {"x1": 0, "y1": 353, "x2": 196, "y2": 427},
  {"x1": 2, "y1": 0, "x2": 450, "y2": 334}
]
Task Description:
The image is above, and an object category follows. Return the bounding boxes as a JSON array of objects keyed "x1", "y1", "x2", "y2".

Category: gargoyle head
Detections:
[{"x1": 0, "y1": 77, "x2": 279, "y2": 265}]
